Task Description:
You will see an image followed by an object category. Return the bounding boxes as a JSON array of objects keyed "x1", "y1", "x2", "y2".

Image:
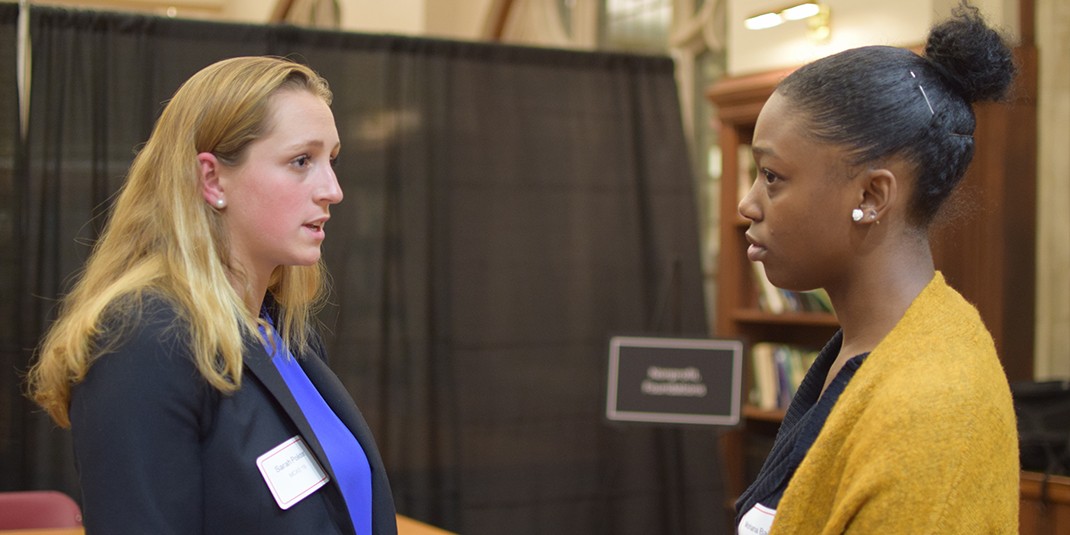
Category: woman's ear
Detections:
[
  {"x1": 857, "y1": 167, "x2": 897, "y2": 225},
  {"x1": 197, "y1": 152, "x2": 226, "y2": 209}
]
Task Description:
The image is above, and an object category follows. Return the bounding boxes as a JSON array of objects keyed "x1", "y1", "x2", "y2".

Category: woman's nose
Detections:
[
  {"x1": 738, "y1": 180, "x2": 761, "y2": 222},
  {"x1": 320, "y1": 169, "x2": 344, "y2": 205}
]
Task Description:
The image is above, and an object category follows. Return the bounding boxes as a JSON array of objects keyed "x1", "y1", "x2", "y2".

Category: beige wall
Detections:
[
  {"x1": 42, "y1": 0, "x2": 494, "y2": 39},
  {"x1": 1034, "y1": 0, "x2": 1070, "y2": 380},
  {"x1": 726, "y1": 0, "x2": 1019, "y2": 76},
  {"x1": 222, "y1": 0, "x2": 429, "y2": 33},
  {"x1": 221, "y1": 0, "x2": 272, "y2": 22},
  {"x1": 726, "y1": 0, "x2": 932, "y2": 76},
  {"x1": 425, "y1": 0, "x2": 495, "y2": 40},
  {"x1": 340, "y1": 0, "x2": 426, "y2": 35},
  {"x1": 223, "y1": 0, "x2": 493, "y2": 39}
]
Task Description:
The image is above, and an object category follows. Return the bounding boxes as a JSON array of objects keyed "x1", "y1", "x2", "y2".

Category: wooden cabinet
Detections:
[
  {"x1": 707, "y1": 46, "x2": 1037, "y2": 508},
  {"x1": 1020, "y1": 471, "x2": 1070, "y2": 535}
]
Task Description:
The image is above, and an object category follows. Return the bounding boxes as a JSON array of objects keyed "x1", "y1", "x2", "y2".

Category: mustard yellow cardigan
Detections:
[{"x1": 771, "y1": 272, "x2": 1019, "y2": 534}]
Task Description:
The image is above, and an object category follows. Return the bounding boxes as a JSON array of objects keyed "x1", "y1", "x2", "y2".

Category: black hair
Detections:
[{"x1": 775, "y1": 1, "x2": 1016, "y2": 226}]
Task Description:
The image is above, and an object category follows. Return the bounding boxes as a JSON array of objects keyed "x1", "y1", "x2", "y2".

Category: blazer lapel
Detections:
[
  {"x1": 297, "y1": 340, "x2": 398, "y2": 535},
  {"x1": 241, "y1": 335, "x2": 358, "y2": 535},
  {"x1": 242, "y1": 335, "x2": 324, "y2": 455},
  {"x1": 297, "y1": 354, "x2": 378, "y2": 461}
]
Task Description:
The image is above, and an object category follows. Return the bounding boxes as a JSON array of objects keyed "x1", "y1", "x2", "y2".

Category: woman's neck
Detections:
[
  {"x1": 827, "y1": 237, "x2": 935, "y2": 364},
  {"x1": 229, "y1": 269, "x2": 269, "y2": 319}
]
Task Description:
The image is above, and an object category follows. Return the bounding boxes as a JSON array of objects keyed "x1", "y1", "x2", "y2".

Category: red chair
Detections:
[{"x1": 0, "y1": 490, "x2": 83, "y2": 529}]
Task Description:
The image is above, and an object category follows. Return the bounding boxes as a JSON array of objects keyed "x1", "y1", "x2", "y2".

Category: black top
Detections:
[{"x1": 734, "y1": 331, "x2": 868, "y2": 526}]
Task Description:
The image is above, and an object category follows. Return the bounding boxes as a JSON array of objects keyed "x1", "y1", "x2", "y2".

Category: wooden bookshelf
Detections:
[
  {"x1": 707, "y1": 45, "x2": 1037, "y2": 515},
  {"x1": 741, "y1": 405, "x2": 786, "y2": 422},
  {"x1": 732, "y1": 310, "x2": 839, "y2": 327}
]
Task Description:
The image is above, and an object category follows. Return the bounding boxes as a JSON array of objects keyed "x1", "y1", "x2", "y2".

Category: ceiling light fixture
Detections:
[{"x1": 744, "y1": 2, "x2": 831, "y2": 41}]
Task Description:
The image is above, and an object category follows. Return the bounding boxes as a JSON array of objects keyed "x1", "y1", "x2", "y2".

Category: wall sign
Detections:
[{"x1": 606, "y1": 335, "x2": 743, "y2": 426}]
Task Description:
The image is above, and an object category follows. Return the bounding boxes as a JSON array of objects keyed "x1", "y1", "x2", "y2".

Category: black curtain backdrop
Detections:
[{"x1": 0, "y1": 6, "x2": 727, "y2": 534}]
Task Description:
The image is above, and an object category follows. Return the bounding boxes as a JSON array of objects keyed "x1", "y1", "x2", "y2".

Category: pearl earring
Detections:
[
  {"x1": 851, "y1": 208, "x2": 864, "y2": 222},
  {"x1": 215, "y1": 198, "x2": 226, "y2": 208}
]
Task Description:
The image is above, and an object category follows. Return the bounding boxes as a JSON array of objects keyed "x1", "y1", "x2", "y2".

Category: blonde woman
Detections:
[{"x1": 28, "y1": 56, "x2": 396, "y2": 535}]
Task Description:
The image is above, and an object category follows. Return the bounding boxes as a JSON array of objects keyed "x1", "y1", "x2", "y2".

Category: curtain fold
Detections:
[
  {"x1": 0, "y1": 6, "x2": 725, "y2": 533},
  {"x1": 0, "y1": 1, "x2": 33, "y2": 496}
]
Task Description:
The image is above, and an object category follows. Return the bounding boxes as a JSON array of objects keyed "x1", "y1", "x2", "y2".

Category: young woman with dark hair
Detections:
[{"x1": 735, "y1": 3, "x2": 1019, "y2": 533}]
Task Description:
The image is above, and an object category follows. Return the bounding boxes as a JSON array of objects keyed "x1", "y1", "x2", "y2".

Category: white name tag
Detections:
[
  {"x1": 738, "y1": 503, "x2": 776, "y2": 535},
  {"x1": 256, "y1": 435, "x2": 330, "y2": 510}
]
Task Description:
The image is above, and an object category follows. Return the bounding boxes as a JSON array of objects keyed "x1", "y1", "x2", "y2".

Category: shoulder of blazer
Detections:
[{"x1": 94, "y1": 292, "x2": 194, "y2": 363}]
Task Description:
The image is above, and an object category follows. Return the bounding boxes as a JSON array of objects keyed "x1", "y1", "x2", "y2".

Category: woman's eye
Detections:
[
  {"x1": 329, "y1": 155, "x2": 339, "y2": 168},
  {"x1": 760, "y1": 168, "x2": 779, "y2": 184},
  {"x1": 293, "y1": 155, "x2": 311, "y2": 168}
]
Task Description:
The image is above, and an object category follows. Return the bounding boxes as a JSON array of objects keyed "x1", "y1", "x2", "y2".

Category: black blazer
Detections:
[{"x1": 69, "y1": 297, "x2": 397, "y2": 535}]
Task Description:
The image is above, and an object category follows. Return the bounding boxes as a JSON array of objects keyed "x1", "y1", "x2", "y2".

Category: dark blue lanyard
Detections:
[{"x1": 259, "y1": 319, "x2": 373, "y2": 535}]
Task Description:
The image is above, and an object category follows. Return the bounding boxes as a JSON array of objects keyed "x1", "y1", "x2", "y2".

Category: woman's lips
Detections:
[
  {"x1": 304, "y1": 220, "x2": 327, "y2": 240},
  {"x1": 745, "y1": 233, "x2": 766, "y2": 262},
  {"x1": 747, "y1": 243, "x2": 766, "y2": 262}
]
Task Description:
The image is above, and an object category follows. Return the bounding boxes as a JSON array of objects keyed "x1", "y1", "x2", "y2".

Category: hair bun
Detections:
[{"x1": 924, "y1": 2, "x2": 1016, "y2": 103}]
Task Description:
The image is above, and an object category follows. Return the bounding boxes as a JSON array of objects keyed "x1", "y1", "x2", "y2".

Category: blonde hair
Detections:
[{"x1": 28, "y1": 56, "x2": 335, "y2": 427}]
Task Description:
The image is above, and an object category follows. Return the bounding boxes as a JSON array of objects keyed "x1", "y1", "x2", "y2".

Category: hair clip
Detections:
[{"x1": 910, "y1": 71, "x2": 936, "y2": 116}]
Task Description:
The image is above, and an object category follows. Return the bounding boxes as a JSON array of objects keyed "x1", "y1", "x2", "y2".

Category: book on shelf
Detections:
[
  {"x1": 751, "y1": 260, "x2": 786, "y2": 314},
  {"x1": 751, "y1": 342, "x2": 779, "y2": 410},
  {"x1": 750, "y1": 261, "x2": 834, "y2": 315},
  {"x1": 749, "y1": 342, "x2": 819, "y2": 411}
]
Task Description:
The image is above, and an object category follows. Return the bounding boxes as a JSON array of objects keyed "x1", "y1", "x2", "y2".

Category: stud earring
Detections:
[
  {"x1": 215, "y1": 198, "x2": 226, "y2": 209},
  {"x1": 851, "y1": 208, "x2": 864, "y2": 222}
]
